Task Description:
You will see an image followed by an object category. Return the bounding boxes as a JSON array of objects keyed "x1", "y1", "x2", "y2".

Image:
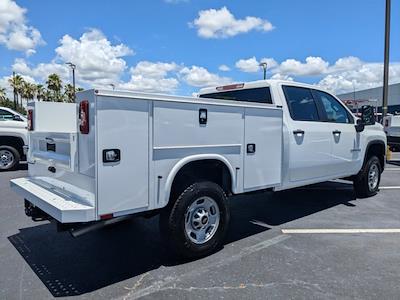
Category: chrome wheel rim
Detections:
[
  {"x1": 184, "y1": 196, "x2": 220, "y2": 245},
  {"x1": 368, "y1": 163, "x2": 379, "y2": 191},
  {"x1": 0, "y1": 150, "x2": 14, "y2": 169}
]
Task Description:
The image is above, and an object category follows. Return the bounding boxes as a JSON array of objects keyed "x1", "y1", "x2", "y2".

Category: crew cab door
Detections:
[
  {"x1": 312, "y1": 90, "x2": 361, "y2": 175},
  {"x1": 282, "y1": 85, "x2": 336, "y2": 182}
]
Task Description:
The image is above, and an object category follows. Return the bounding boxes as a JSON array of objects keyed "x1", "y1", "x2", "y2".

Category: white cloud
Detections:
[
  {"x1": 180, "y1": 66, "x2": 231, "y2": 87},
  {"x1": 119, "y1": 61, "x2": 180, "y2": 93},
  {"x1": 55, "y1": 29, "x2": 134, "y2": 85},
  {"x1": 219, "y1": 64, "x2": 230, "y2": 72},
  {"x1": 0, "y1": 0, "x2": 44, "y2": 55},
  {"x1": 192, "y1": 7, "x2": 274, "y2": 39},
  {"x1": 235, "y1": 57, "x2": 277, "y2": 73},
  {"x1": 270, "y1": 73, "x2": 293, "y2": 81},
  {"x1": 276, "y1": 56, "x2": 329, "y2": 76}
]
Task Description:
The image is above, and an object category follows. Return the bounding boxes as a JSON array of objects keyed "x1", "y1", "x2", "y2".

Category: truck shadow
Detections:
[{"x1": 8, "y1": 181, "x2": 356, "y2": 297}]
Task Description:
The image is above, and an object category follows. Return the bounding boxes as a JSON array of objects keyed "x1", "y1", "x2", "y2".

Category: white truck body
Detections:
[
  {"x1": 384, "y1": 115, "x2": 400, "y2": 148},
  {"x1": 10, "y1": 80, "x2": 386, "y2": 233}
]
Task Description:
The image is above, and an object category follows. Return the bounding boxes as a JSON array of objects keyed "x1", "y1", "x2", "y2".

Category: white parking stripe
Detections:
[
  {"x1": 282, "y1": 229, "x2": 400, "y2": 234},
  {"x1": 380, "y1": 186, "x2": 400, "y2": 190},
  {"x1": 385, "y1": 168, "x2": 400, "y2": 171}
]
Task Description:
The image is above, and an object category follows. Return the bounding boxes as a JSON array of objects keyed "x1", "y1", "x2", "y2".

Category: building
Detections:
[{"x1": 337, "y1": 83, "x2": 400, "y2": 114}]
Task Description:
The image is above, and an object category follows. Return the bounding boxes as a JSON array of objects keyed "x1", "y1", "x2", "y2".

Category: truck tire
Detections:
[
  {"x1": 0, "y1": 145, "x2": 20, "y2": 171},
  {"x1": 353, "y1": 155, "x2": 381, "y2": 198},
  {"x1": 159, "y1": 181, "x2": 230, "y2": 259}
]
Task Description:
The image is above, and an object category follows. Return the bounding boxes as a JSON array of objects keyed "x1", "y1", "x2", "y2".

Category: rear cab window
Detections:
[
  {"x1": 199, "y1": 87, "x2": 273, "y2": 104},
  {"x1": 282, "y1": 85, "x2": 321, "y2": 121}
]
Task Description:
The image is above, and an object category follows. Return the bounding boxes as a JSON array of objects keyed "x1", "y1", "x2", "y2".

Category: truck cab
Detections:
[
  {"x1": 199, "y1": 80, "x2": 387, "y2": 191},
  {"x1": 0, "y1": 107, "x2": 28, "y2": 170}
]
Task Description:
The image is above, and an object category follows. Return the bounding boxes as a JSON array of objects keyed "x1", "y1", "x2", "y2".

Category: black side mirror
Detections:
[
  {"x1": 13, "y1": 115, "x2": 23, "y2": 121},
  {"x1": 360, "y1": 105, "x2": 375, "y2": 125},
  {"x1": 355, "y1": 118, "x2": 365, "y2": 133}
]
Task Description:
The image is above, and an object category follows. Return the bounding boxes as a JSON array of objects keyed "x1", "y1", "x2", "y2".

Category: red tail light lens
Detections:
[
  {"x1": 27, "y1": 109, "x2": 33, "y2": 131},
  {"x1": 79, "y1": 100, "x2": 89, "y2": 134}
]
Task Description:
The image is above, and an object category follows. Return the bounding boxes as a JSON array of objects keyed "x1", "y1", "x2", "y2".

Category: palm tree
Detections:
[
  {"x1": 21, "y1": 82, "x2": 36, "y2": 104},
  {"x1": 36, "y1": 84, "x2": 46, "y2": 101},
  {"x1": 63, "y1": 83, "x2": 75, "y2": 103},
  {"x1": 46, "y1": 73, "x2": 63, "y2": 102},
  {"x1": 0, "y1": 87, "x2": 6, "y2": 101},
  {"x1": 8, "y1": 74, "x2": 24, "y2": 108}
]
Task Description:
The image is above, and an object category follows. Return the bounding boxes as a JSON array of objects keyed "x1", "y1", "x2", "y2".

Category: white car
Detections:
[
  {"x1": 0, "y1": 107, "x2": 27, "y2": 170},
  {"x1": 11, "y1": 80, "x2": 386, "y2": 258}
]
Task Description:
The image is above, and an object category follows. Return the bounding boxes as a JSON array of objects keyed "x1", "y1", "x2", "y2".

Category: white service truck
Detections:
[
  {"x1": 383, "y1": 114, "x2": 400, "y2": 151},
  {"x1": 0, "y1": 107, "x2": 28, "y2": 170},
  {"x1": 10, "y1": 80, "x2": 386, "y2": 258}
]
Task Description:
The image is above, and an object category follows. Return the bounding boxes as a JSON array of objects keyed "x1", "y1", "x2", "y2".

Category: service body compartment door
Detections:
[
  {"x1": 243, "y1": 108, "x2": 282, "y2": 191},
  {"x1": 96, "y1": 96, "x2": 149, "y2": 215}
]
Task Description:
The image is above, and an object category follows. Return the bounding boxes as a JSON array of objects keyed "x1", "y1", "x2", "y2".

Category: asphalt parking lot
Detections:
[{"x1": 1, "y1": 153, "x2": 400, "y2": 300}]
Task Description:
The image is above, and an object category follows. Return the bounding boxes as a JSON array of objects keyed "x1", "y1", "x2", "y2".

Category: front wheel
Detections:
[
  {"x1": 159, "y1": 181, "x2": 230, "y2": 259},
  {"x1": 0, "y1": 146, "x2": 20, "y2": 171},
  {"x1": 353, "y1": 156, "x2": 381, "y2": 198}
]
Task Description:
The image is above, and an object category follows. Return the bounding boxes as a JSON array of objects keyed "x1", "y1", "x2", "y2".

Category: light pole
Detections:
[
  {"x1": 12, "y1": 71, "x2": 17, "y2": 110},
  {"x1": 382, "y1": 0, "x2": 391, "y2": 118},
  {"x1": 66, "y1": 62, "x2": 76, "y2": 102},
  {"x1": 109, "y1": 84, "x2": 115, "y2": 90},
  {"x1": 259, "y1": 62, "x2": 268, "y2": 80}
]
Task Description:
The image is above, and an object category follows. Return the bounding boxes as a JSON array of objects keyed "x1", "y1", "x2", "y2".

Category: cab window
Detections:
[
  {"x1": 0, "y1": 109, "x2": 14, "y2": 121},
  {"x1": 282, "y1": 86, "x2": 320, "y2": 121},
  {"x1": 313, "y1": 90, "x2": 353, "y2": 124},
  {"x1": 200, "y1": 87, "x2": 273, "y2": 104}
]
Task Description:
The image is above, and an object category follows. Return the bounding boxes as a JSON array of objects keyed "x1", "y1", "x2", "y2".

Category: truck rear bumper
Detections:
[{"x1": 10, "y1": 178, "x2": 95, "y2": 223}]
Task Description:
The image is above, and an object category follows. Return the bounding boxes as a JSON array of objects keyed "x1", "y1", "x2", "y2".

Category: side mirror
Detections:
[
  {"x1": 13, "y1": 115, "x2": 23, "y2": 122},
  {"x1": 360, "y1": 105, "x2": 375, "y2": 125},
  {"x1": 355, "y1": 118, "x2": 365, "y2": 133}
]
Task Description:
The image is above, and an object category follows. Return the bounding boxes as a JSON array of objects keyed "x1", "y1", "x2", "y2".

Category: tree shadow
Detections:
[{"x1": 8, "y1": 181, "x2": 356, "y2": 297}]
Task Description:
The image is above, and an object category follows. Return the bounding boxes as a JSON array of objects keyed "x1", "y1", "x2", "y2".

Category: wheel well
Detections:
[
  {"x1": 0, "y1": 136, "x2": 24, "y2": 158},
  {"x1": 169, "y1": 159, "x2": 232, "y2": 202},
  {"x1": 365, "y1": 142, "x2": 385, "y2": 171}
]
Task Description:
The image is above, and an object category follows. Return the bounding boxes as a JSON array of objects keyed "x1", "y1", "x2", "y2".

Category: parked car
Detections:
[
  {"x1": 0, "y1": 107, "x2": 27, "y2": 170},
  {"x1": 11, "y1": 80, "x2": 387, "y2": 258}
]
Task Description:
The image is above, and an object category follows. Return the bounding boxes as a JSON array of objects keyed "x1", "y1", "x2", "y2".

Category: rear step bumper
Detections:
[{"x1": 10, "y1": 178, "x2": 95, "y2": 223}]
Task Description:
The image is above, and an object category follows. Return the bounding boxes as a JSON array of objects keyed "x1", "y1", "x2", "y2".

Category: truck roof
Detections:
[{"x1": 198, "y1": 79, "x2": 327, "y2": 96}]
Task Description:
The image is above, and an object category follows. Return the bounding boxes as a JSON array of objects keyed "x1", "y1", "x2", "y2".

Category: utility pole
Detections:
[
  {"x1": 66, "y1": 62, "x2": 76, "y2": 102},
  {"x1": 12, "y1": 71, "x2": 17, "y2": 110},
  {"x1": 382, "y1": 0, "x2": 391, "y2": 118},
  {"x1": 259, "y1": 62, "x2": 268, "y2": 80}
]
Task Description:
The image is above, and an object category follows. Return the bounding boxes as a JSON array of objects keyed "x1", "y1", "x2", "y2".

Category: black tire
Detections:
[
  {"x1": 159, "y1": 181, "x2": 230, "y2": 259},
  {"x1": 353, "y1": 155, "x2": 381, "y2": 198},
  {"x1": 0, "y1": 145, "x2": 20, "y2": 171}
]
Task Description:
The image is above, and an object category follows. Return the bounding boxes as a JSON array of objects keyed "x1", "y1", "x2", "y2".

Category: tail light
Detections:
[
  {"x1": 79, "y1": 100, "x2": 89, "y2": 134},
  {"x1": 27, "y1": 109, "x2": 33, "y2": 131}
]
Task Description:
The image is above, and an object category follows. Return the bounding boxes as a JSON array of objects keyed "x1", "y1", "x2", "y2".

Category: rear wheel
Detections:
[
  {"x1": 159, "y1": 181, "x2": 230, "y2": 259},
  {"x1": 353, "y1": 155, "x2": 381, "y2": 198},
  {"x1": 0, "y1": 146, "x2": 19, "y2": 171}
]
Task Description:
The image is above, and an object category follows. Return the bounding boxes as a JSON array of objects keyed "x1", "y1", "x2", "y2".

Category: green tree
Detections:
[
  {"x1": 21, "y1": 81, "x2": 36, "y2": 104},
  {"x1": 0, "y1": 87, "x2": 6, "y2": 101},
  {"x1": 46, "y1": 73, "x2": 63, "y2": 102},
  {"x1": 36, "y1": 84, "x2": 46, "y2": 101},
  {"x1": 63, "y1": 83, "x2": 75, "y2": 103},
  {"x1": 8, "y1": 74, "x2": 24, "y2": 108}
]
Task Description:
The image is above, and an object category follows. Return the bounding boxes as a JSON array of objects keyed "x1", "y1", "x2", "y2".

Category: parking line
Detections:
[
  {"x1": 380, "y1": 186, "x2": 400, "y2": 190},
  {"x1": 282, "y1": 229, "x2": 400, "y2": 234},
  {"x1": 385, "y1": 168, "x2": 400, "y2": 171}
]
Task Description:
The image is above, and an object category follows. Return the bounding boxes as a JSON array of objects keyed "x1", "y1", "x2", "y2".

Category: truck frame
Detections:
[{"x1": 11, "y1": 80, "x2": 387, "y2": 258}]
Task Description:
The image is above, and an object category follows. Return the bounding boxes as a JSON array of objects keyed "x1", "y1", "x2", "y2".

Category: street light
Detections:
[
  {"x1": 109, "y1": 84, "x2": 115, "y2": 90},
  {"x1": 259, "y1": 62, "x2": 268, "y2": 80},
  {"x1": 65, "y1": 62, "x2": 76, "y2": 102},
  {"x1": 382, "y1": 0, "x2": 391, "y2": 119}
]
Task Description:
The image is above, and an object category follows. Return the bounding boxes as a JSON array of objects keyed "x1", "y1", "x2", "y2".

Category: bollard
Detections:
[{"x1": 386, "y1": 146, "x2": 392, "y2": 161}]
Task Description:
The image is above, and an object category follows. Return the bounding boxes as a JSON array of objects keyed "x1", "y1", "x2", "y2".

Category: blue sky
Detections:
[{"x1": 0, "y1": 0, "x2": 399, "y2": 96}]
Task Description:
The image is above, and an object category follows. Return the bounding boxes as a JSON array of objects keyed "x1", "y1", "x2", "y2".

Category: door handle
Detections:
[
  {"x1": 332, "y1": 130, "x2": 341, "y2": 135},
  {"x1": 293, "y1": 129, "x2": 305, "y2": 135}
]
